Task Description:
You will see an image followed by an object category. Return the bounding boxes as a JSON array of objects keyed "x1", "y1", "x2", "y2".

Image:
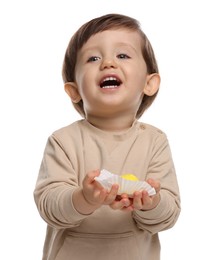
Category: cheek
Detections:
[
  {"x1": 77, "y1": 81, "x2": 92, "y2": 105},
  {"x1": 130, "y1": 76, "x2": 146, "y2": 93},
  {"x1": 75, "y1": 72, "x2": 88, "y2": 97},
  {"x1": 133, "y1": 70, "x2": 148, "y2": 89},
  {"x1": 77, "y1": 71, "x2": 96, "y2": 97}
]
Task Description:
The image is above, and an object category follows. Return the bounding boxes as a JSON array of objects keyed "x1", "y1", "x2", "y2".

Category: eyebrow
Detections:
[{"x1": 81, "y1": 42, "x2": 139, "y2": 54}]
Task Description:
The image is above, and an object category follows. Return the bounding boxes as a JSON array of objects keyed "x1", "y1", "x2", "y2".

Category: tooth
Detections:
[
  {"x1": 102, "y1": 85, "x2": 118, "y2": 89},
  {"x1": 103, "y1": 77, "x2": 116, "y2": 82}
]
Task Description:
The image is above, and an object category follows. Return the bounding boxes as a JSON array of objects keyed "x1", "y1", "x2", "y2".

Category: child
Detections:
[{"x1": 34, "y1": 13, "x2": 181, "y2": 260}]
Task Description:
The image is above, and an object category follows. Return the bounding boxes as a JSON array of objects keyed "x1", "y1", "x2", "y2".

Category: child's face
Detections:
[{"x1": 71, "y1": 29, "x2": 154, "y2": 118}]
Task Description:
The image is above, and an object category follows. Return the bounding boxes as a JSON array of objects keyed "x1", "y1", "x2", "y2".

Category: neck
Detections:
[{"x1": 86, "y1": 113, "x2": 136, "y2": 132}]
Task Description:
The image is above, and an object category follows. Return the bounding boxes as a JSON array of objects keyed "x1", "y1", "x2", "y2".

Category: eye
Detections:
[
  {"x1": 117, "y1": 53, "x2": 131, "y2": 59},
  {"x1": 87, "y1": 56, "x2": 101, "y2": 62}
]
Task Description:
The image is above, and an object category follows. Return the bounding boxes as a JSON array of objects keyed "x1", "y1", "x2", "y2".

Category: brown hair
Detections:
[{"x1": 62, "y1": 13, "x2": 159, "y2": 118}]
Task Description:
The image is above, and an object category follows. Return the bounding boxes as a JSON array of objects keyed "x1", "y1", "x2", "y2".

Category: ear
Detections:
[
  {"x1": 143, "y1": 73, "x2": 160, "y2": 96},
  {"x1": 64, "y1": 82, "x2": 82, "y2": 103}
]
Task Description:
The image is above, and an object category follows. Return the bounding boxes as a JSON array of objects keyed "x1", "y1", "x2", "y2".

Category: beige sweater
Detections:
[{"x1": 34, "y1": 119, "x2": 181, "y2": 260}]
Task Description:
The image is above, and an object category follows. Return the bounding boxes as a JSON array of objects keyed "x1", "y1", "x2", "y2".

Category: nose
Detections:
[{"x1": 100, "y1": 57, "x2": 117, "y2": 70}]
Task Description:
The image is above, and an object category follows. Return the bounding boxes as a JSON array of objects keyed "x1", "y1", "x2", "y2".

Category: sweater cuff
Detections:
[
  {"x1": 133, "y1": 191, "x2": 168, "y2": 219},
  {"x1": 61, "y1": 188, "x2": 93, "y2": 223}
]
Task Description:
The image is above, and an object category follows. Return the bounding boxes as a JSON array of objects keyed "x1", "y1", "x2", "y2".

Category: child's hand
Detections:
[
  {"x1": 109, "y1": 194, "x2": 134, "y2": 212},
  {"x1": 132, "y1": 178, "x2": 161, "y2": 211},
  {"x1": 82, "y1": 170, "x2": 119, "y2": 208},
  {"x1": 109, "y1": 178, "x2": 161, "y2": 212},
  {"x1": 82, "y1": 172, "x2": 160, "y2": 212}
]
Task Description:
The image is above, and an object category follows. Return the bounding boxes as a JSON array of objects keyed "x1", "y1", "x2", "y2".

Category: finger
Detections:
[
  {"x1": 141, "y1": 190, "x2": 152, "y2": 207},
  {"x1": 110, "y1": 197, "x2": 131, "y2": 210},
  {"x1": 115, "y1": 193, "x2": 129, "y2": 202},
  {"x1": 94, "y1": 187, "x2": 108, "y2": 202},
  {"x1": 133, "y1": 191, "x2": 143, "y2": 210},
  {"x1": 121, "y1": 205, "x2": 134, "y2": 212},
  {"x1": 120, "y1": 193, "x2": 129, "y2": 199},
  {"x1": 104, "y1": 184, "x2": 119, "y2": 204},
  {"x1": 147, "y1": 178, "x2": 161, "y2": 192},
  {"x1": 84, "y1": 170, "x2": 100, "y2": 185}
]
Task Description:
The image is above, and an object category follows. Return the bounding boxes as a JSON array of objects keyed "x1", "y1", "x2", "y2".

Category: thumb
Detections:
[
  {"x1": 147, "y1": 178, "x2": 161, "y2": 193},
  {"x1": 84, "y1": 170, "x2": 100, "y2": 185}
]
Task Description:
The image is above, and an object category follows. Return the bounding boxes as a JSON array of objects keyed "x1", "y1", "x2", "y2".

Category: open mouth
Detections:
[{"x1": 100, "y1": 76, "x2": 122, "y2": 89}]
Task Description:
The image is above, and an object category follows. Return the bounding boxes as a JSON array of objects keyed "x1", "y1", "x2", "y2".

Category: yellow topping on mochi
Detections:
[{"x1": 121, "y1": 174, "x2": 139, "y2": 181}]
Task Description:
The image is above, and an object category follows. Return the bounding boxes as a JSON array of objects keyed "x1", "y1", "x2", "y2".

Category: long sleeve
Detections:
[
  {"x1": 34, "y1": 135, "x2": 89, "y2": 229},
  {"x1": 132, "y1": 132, "x2": 181, "y2": 234}
]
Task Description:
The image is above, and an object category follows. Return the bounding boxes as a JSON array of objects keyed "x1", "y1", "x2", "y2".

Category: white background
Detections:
[{"x1": 1, "y1": 0, "x2": 206, "y2": 259}]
